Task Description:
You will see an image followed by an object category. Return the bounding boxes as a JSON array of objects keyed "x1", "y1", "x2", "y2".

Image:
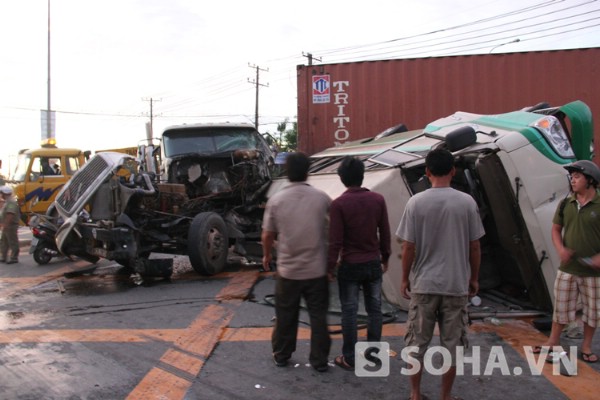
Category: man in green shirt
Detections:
[
  {"x1": 0, "y1": 186, "x2": 20, "y2": 264},
  {"x1": 535, "y1": 160, "x2": 600, "y2": 363}
]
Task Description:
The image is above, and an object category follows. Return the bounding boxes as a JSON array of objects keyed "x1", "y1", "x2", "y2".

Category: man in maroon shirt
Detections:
[{"x1": 328, "y1": 156, "x2": 391, "y2": 370}]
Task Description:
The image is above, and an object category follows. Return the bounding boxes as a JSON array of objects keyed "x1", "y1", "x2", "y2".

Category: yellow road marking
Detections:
[
  {"x1": 126, "y1": 270, "x2": 260, "y2": 400},
  {"x1": 0, "y1": 329, "x2": 182, "y2": 343},
  {"x1": 471, "y1": 319, "x2": 600, "y2": 399},
  {"x1": 0, "y1": 266, "x2": 72, "y2": 298},
  {"x1": 2, "y1": 267, "x2": 599, "y2": 399}
]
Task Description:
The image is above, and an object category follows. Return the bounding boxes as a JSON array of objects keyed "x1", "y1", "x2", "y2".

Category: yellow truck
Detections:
[
  {"x1": 96, "y1": 146, "x2": 138, "y2": 157},
  {"x1": 6, "y1": 147, "x2": 90, "y2": 222}
]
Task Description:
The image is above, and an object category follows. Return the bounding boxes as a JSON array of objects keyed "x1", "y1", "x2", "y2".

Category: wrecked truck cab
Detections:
[
  {"x1": 294, "y1": 100, "x2": 594, "y2": 313},
  {"x1": 159, "y1": 123, "x2": 273, "y2": 199},
  {"x1": 157, "y1": 123, "x2": 275, "y2": 267},
  {"x1": 52, "y1": 123, "x2": 275, "y2": 278}
]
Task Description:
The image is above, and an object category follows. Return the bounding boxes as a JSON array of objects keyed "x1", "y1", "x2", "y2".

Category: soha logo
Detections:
[
  {"x1": 353, "y1": 343, "x2": 578, "y2": 377},
  {"x1": 355, "y1": 342, "x2": 390, "y2": 377}
]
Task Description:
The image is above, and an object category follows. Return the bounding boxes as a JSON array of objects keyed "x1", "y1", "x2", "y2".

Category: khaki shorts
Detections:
[
  {"x1": 553, "y1": 270, "x2": 600, "y2": 327},
  {"x1": 404, "y1": 293, "x2": 469, "y2": 365}
]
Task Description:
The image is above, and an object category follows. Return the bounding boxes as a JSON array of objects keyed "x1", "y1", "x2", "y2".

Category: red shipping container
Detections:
[{"x1": 296, "y1": 48, "x2": 600, "y2": 156}]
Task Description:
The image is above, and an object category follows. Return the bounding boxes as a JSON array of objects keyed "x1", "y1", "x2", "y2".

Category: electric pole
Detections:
[
  {"x1": 302, "y1": 52, "x2": 321, "y2": 66},
  {"x1": 142, "y1": 97, "x2": 161, "y2": 138},
  {"x1": 247, "y1": 64, "x2": 268, "y2": 129}
]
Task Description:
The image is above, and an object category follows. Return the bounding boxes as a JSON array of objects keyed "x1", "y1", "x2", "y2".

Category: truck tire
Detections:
[{"x1": 188, "y1": 212, "x2": 229, "y2": 275}]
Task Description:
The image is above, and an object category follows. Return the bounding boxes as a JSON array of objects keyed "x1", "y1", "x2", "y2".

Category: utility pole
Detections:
[
  {"x1": 142, "y1": 97, "x2": 161, "y2": 138},
  {"x1": 46, "y1": 0, "x2": 51, "y2": 144},
  {"x1": 302, "y1": 52, "x2": 321, "y2": 66},
  {"x1": 247, "y1": 64, "x2": 268, "y2": 129},
  {"x1": 41, "y1": 0, "x2": 55, "y2": 147}
]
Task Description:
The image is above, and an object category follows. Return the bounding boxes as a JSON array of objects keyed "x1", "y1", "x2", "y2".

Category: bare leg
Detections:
[
  {"x1": 441, "y1": 366, "x2": 456, "y2": 400},
  {"x1": 409, "y1": 368, "x2": 423, "y2": 400},
  {"x1": 543, "y1": 321, "x2": 566, "y2": 347},
  {"x1": 581, "y1": 322, "x2": 597, "y2": 355}
]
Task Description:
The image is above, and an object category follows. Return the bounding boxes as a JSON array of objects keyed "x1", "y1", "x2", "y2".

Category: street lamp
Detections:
[{"x1": 489, "y1": 38, "x2": 520, "y2": 54}]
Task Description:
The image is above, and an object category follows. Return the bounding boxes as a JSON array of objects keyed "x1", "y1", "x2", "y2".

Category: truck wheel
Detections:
[
  {"x1": 188, "y1": 212, "x2": 229, "y2": 275},
  {"x1": 33, "y1": 244, "x2": 53, "y2": 265}
]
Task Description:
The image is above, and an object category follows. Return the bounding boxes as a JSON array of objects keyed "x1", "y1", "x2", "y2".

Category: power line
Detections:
[
  {"x1": 321, "y1": 1, "x2": 598, "y2": 61},
  {"x1": 310, "y1": 0, "x2": 598, "y2": 62},
  {"x1": 3, "y1": 1, "x2": 598, "y2": 125}
]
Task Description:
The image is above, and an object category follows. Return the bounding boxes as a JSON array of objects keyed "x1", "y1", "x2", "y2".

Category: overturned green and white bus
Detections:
[{"x1": 268, "y1": 100, "x2": 594, "y2": 312}]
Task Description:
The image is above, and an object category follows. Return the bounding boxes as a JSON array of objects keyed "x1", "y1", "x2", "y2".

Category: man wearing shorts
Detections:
[
  {"x1": 535, "y1": 160, "x2": 600, "y2": 363},
  {"x1": 396, "y1": 149, "x2": 484, "y2": 400}
]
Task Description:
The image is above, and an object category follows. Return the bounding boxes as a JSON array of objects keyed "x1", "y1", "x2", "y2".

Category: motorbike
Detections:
[{"x1": 28, "y1": 209, "x2": 60, "y2": 265}]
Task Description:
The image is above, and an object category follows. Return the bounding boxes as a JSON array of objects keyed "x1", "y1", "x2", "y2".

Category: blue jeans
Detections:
[{"x1": 337, "y1": 259, "x2": 383, "y2": 366}]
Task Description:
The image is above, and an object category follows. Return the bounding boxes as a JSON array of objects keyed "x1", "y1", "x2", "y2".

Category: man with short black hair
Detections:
[
  {"x1": 397, "y1": 148, "x2": 484, "y2": 400},
  {"x1": 262, "y1": 152, "x2": 331, "y2": 372},
  {"x1": 328, "y1": 156, "x2": 391, "y2": 371}
]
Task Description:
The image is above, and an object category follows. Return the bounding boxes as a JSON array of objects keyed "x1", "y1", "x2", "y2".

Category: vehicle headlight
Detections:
[{"x1": 533, "y1": 116, "x2": 574, "y2": 159}]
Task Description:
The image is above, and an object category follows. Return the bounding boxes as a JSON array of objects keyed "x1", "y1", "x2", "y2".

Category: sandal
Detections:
[
  {"x1": 334, "y1": 355, "x2": 354, "y2": 371},
  {"x1": 532, "y1": 345, "x2": 556, "y2": 354},
  {"x1": 581, "y1": 352, "x2": 599, "y2": 363}
]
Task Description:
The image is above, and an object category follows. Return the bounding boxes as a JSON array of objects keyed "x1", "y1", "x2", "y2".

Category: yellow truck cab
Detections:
[{"x1": 7, "y1": 147, "x2": 89, "y2": 222}]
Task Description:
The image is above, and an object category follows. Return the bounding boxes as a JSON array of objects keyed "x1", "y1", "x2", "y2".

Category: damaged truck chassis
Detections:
[{"x1": 53, "y1": 123, "x2": 274, "y2": 278}]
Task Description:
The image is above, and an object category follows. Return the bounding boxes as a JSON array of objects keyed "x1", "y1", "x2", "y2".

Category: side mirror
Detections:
[{"x1": 445, "y1": 126, "x2": 477, "y2": 152}]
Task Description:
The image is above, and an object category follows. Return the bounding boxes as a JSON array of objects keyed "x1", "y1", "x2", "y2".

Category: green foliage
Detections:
[
  {"x1": 282, "y1": 121, "x2": 297, "y2": 151},
  {"x1": 270, "y1": 119, "x2": 297, "y2": 152}
]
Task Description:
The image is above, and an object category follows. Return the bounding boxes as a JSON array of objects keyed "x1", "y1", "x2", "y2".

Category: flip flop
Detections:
[
  {"x1": 581, "y1": 352, "x2": 599, "y2": 363},
  {"x1": 532, "y1": 345, "x2": 557, "y2": 354},
  {"x1": 334, "y1": 355, "x2": 354, "y2": 371}
]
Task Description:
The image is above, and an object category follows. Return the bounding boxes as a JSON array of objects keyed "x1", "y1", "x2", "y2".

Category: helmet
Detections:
[
  {"x1": 564, "y1": 160, "x2": 600, "y2": 183},
  {"x1": 0, "y1": 186, "x2": 13, "y2": 195}
]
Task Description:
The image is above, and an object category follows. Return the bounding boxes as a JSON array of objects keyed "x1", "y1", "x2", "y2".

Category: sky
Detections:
[{"x1": 0, "y1": 0, "x2": 599, "y2": 175}]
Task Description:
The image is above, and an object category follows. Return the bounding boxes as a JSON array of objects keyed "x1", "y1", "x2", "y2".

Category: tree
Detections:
[
  {"x1": 282, "y1": 121, "x2": 297, "y2": 151},
  {"x1": 273, "y1": 119, "x2": 297, "y2": 152}
]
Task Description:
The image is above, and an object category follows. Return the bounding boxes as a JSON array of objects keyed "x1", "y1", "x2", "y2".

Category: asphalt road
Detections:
[{"x1": 1, "y1": 228, "x2": 599, "y2": 399}]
